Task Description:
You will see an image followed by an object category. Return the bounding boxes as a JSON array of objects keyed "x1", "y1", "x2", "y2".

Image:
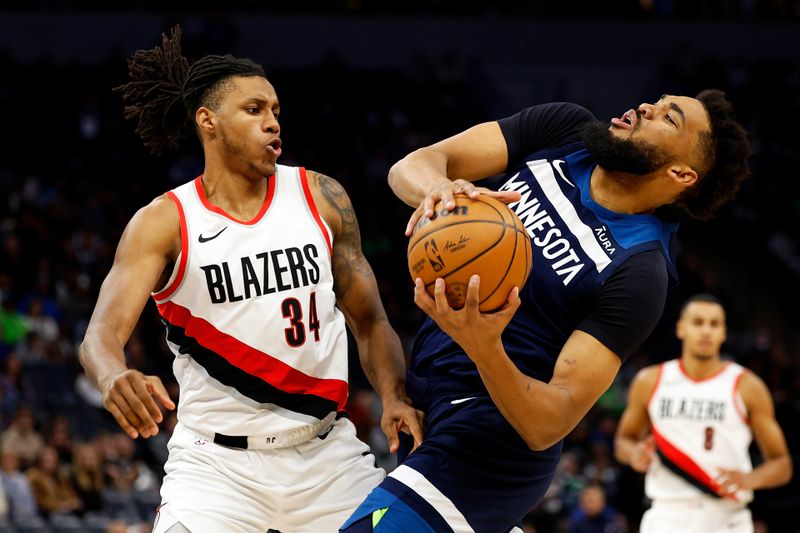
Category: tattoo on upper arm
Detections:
[{"x1": 313, "y1": 172, "x2": 374, "y2": 298}]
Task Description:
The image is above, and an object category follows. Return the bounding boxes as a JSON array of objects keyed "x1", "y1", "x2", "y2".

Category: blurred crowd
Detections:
[
  {"x1": 0, "y1": 12, "x2": 799, "y2": 533},
  {"x1": 2, "y1": 0, "x2": 800, "y2": 20}
]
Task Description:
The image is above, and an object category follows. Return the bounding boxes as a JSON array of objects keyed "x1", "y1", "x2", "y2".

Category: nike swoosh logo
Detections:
[
  {"x1": 553, "y1": 160, "x2": 575, "y2": 188},
  {"x1": 198, "y1": 227, "x2": 227, "y2": 243},
  {"x1": 450, "y1": 397, "x2": 476, "y2": 405}
]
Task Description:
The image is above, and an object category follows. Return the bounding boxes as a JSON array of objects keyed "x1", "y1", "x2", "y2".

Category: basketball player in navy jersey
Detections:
[
  {"x1": 615, "y1": 294, "x2": 791, "y2": 532},
  {"x1": 342, "y1": 93, "x2": 751, "y2": 532},
  {"x1": 78, "y1": 27, "x2": 422, "y2": 532}
]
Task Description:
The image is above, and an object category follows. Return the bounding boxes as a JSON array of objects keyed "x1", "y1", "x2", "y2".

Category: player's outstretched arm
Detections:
[
  {"x1": 716, "y1": 371, "x2": 792, "y2": 495},
  {"x1": 614, "y1": 366, "x2": 659, "y2": 473},
  {"x1": 388, "y1": 122, "x2": 521, "y2": 235},
  {"x1": 309, "y1": 170, "x2": 424, "y2": 453},
  {"x1": 78, "y1": 197, "x2": 178, "y2": 439},
  {"x1": 414, "y1": 275, "x2": 623, "y2": 450}
]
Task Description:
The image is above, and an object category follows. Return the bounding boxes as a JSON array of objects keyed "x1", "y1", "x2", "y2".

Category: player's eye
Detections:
[
  {"x1": 246, "y1": 107, "x2": 260, "y2": 114},
  {"x1": 666, "y1": 114, "x2": 676, "y2": 126}
]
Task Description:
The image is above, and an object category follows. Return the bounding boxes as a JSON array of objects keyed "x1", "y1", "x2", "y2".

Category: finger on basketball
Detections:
[
  {"x1": 433, "y1": 278, "x2": 450, "y2": 314},
  {"x1": 106, "y1": 402, "x2": 139, "y2": 439},
  {"x1": 461, "y1": 181, "x2": 480, "y2": 199},
  {"x1": 147, "y1": 376, "x2": 176, "y2": 411},
  {"x1": 413, "y1": 278, "x2": 434, "y2": 313},
  {"x1": 422, "y1": 194, "x2": 438, "y2": 219},
  {"x1": 492, "y1": 287, "x2": 520, "y2": 316},
  {"x1": 483, "y1": 189, "x2": 522, "y2": 205},
  {"x1": 465, "y1": 275, "x2": 480, "y2": 312},
  {"x1": 406, "y1": 206, "x2": 425, "y2": 236},
  {"x1": 439, "y1": 187, "x2": 455, "y2": 211}
]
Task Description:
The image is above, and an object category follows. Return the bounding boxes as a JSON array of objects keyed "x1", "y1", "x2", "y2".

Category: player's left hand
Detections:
[
  {"x1": 716, "y1": 468, "x2": 753, "y2": 498},
  {"x1": 380, "y1": 398, "x2": 425, "y2": 454},
  {"x1": 413, "y1": 275, "x2": 521, "y2": 359}
]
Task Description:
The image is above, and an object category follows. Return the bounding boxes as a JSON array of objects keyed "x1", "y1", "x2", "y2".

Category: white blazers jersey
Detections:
[
  {"x1": 152, "y1": 165, "x2": 348, "y2": 436},
  {"x1": 646, "y1": 359, "x2": 753, "y2": 504}
]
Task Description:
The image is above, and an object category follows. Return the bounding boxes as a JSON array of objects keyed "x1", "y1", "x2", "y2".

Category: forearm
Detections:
[
  {"x1": 614, "y1": 435, "x2": 640, "y2": 465},
  {"x1": 471, "y1": 341, "x2": 572, "y2": 451},
  {"x1": 388, "y1": 148, "x2": 451, "y2": 207},
  {"x1": 79, "y1": 324, "x2": 128, "y2": 391},
  {"x1": 356, "y1": 318, "x2": 409, "y2": 403},
  {"x1": 748, "y1": 455, "x2": 793, "y2": 490}
]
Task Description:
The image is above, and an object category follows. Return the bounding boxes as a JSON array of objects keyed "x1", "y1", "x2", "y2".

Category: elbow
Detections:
[
  {"x1": 524, "y1": 428, "x2": 564, "y2": 452},
  {"x1": 526, "y1": 437, "x2": 560, "y2": 452},
  {"x1": 77, "y1": 341, "x2": 89, "y2": 370},
  {"x1": 387, "y1": 160, "x2": 402, "y2": 193},
  {"x1": 781, "y1": 456, "x2": 794, "y2": 485}
]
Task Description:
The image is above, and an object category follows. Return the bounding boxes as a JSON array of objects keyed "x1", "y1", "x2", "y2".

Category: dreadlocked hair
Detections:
[
  {"x1": 676, "y1": 89, "x2": 751, "y2": 220},
  {"x1": 115, "y1": 25, "x2": 265, "y2": 155}
]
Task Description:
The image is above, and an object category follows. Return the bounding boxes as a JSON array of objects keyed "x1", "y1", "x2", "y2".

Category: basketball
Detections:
[{"x1": 407, "y1": 193, "x2": 532, "y2": 312}]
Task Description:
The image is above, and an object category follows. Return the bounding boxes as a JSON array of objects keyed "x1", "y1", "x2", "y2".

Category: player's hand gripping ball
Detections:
[{"x1": 408, "y1": 193, "x2": 532, "y2": 312}]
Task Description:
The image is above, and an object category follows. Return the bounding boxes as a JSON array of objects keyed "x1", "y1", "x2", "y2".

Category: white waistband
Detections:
[{"x1": 181, "y1": 411, "x2": 337, "y2": 450}]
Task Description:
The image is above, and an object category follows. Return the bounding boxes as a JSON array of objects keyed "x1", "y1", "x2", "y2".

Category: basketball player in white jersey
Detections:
[
  {"x1": 615, "y1": 294, "x2": 792, "y2": 533},
  {"x1": 78, "y1": 27, "x2": 423, "y2": 532}
]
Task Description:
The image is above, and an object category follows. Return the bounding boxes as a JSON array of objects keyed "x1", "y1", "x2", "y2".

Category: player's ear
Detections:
[
  {"x1": 668, "y1": 164, "x2": 698, "y2": 190},
  {"x1": 196, "y1": 106, "x2": 216, "y2": 135},
  {"x1": 675, "y1": 319, "x2": 684, "y2": 340}
]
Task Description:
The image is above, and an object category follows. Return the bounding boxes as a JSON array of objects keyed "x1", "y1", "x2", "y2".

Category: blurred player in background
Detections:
[
  {"x1": 78, "y1": 27, "x2": 422, "y2": 533},
  {"x1": 615, "y1": 294, "x2": 792, "y2": 532},
  {"x1": 343, "y1": 90, "x2": 751, "y2": 532}
]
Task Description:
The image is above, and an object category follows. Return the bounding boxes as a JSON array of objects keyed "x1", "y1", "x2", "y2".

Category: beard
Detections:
[{"x1": 581, "y1": 120, "x2": 671, "y2": 177}]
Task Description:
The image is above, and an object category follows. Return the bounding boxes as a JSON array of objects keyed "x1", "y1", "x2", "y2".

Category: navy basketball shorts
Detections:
[{"x1": 340, "y1": 389, "x2": 561, "y2": 533}]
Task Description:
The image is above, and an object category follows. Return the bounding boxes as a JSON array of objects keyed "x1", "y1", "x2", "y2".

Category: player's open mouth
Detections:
[
  {"x1": 610, "y1": 109, "x2": 637, "y2": 130},
  {"x1": 267, "y1": 139, "x2": 282, "y2": 157}
]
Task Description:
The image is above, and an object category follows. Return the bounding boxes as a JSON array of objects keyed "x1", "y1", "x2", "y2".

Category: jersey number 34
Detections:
[{"x1": 281, "y1": 292, "x2": 320, "y2": 347}]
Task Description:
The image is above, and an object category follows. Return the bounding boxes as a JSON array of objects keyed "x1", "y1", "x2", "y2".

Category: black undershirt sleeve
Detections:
[
  {"x1": 576, "y1": 250, "x2": 669, "y2": 362},
  {"x1": 497, "y1": 102, "x2": 596, "y2": 171}
]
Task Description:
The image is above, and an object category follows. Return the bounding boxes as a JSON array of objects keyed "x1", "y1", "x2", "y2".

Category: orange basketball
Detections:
[{"x1": 407, "y1": 194, "x2": 532, "y2": 312}]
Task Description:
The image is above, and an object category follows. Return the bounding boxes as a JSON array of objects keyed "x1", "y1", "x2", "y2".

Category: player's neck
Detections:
[
  {"x1": 590, "y1": 166, "x2": 665, "y2": 215},
  {"x1": 200, "y1": 163, "x2": 270, "y2": 220},
  {"x1": 680, "y1": 353, "x2": 725, "y2": 380}
]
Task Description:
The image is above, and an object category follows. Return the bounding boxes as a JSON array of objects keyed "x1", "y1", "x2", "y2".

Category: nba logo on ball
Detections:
[
  {"x1": 407, "y1": 194, "x2": 532, "y2": 311},
  {"x1": 424, "y1": 239, "x2": 445, "y2": 272}
]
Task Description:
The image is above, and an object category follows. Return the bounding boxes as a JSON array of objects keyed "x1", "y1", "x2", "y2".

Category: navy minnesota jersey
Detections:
[{"x1": 411, "y1": 138, "x2": 678, "y2": 388}]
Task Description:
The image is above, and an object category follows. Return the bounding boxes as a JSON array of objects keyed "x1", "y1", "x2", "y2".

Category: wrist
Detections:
[
  {"x1": 97, "y1": 366, "x2": 128, "y2": 392},
  {"x1": 380, "y1": 389, "x2": 410, "y2": 407},
  {"x1": 466, "y1": 339, "x2": 505, "y2": 364}
]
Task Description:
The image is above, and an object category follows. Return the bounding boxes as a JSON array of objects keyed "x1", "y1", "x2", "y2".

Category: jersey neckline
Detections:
[
  {"x1": 193, "y1": 174, "x2": 276, "y2": 225},
  {"x1": 677, "y1": 359, "x2": 731, "y2": 383}
]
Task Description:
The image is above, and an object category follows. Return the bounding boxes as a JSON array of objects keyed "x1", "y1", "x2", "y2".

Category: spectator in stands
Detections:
[
  {"x1": 104, "y1": 434, "x2": 156, "y2": 493},
  {"x1": 0, "y1": 451, "x2": 37, "y2": 520},
  {"x1": 568, "y1": 482, "x2": 626, "y2": 533},
  {"x1": 26, "y1": 446, "x2": 82, "y2": 516},
  {"x1": 1, "y1": 406, "x2": 43, "y2": 468},
  {"x1": 71, "y1": 442, "x2": 104, "y2": 514}
]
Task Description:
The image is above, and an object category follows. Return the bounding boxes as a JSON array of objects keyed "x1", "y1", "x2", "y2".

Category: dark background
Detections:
[{"x1": 0, "y1": 2, "x2": 798, "y2": 532}]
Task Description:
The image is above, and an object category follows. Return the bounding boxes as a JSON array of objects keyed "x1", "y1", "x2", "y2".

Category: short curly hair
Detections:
[{"x1": 676, "y1": 89, "x2": 751, "y2": 220}]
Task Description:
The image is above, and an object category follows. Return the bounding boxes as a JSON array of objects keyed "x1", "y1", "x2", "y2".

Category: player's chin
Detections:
[{"x1": 254, "y1": 160, "x2": 277, "y2": 178}]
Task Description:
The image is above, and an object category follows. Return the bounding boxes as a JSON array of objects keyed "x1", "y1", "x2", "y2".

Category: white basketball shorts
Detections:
[
  {"x1": 640, "y1": 498, "x2": 753, "y2": 533},
  {"x1": 153, "y1": 418, "x2": 385, "y2": 533}
]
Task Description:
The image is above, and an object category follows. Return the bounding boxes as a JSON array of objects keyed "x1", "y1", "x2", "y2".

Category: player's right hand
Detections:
[
  {"x1": 405, "y1": 180, "x2": 521, "y2": 236},
  {"x1": 102, "y1": 369, "x2": 176, "y2": 439},
  {"x1": 631, "y1": 435, "x2": 656, "y2": 473}
]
